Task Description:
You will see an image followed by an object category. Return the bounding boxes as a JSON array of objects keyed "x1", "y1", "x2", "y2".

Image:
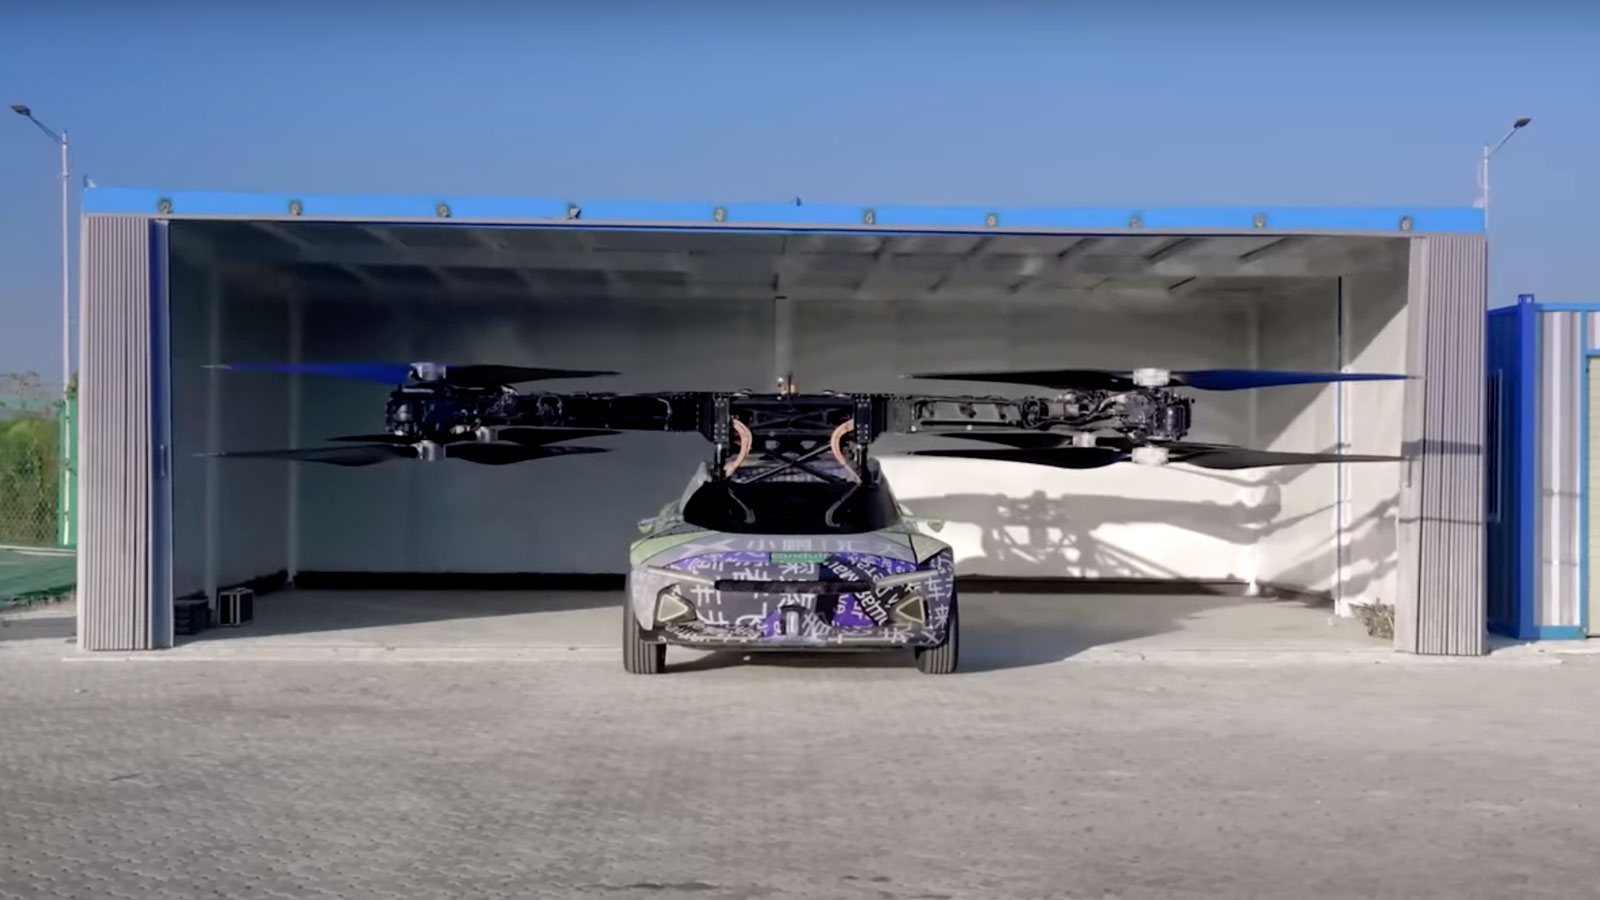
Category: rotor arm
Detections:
[
  {"x1": 501, "y1": 391, "x2": 707, "y2": 434},
  {"x1": 887, "y1": 389, "x2": 1191, "y2": 443}
]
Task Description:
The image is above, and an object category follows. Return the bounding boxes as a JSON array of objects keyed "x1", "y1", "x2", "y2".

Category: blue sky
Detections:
[{"x1": 2, "y1": 0, "x2": 1596, "y2": 384}]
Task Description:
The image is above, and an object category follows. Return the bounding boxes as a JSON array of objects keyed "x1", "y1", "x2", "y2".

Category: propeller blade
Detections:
[
  {"x1": 328, "y1": 433, "x2": 418, "y2": 444},
  {"x1": 208, "y1": 362, "x2": 415, "y2": 384},
  {"x1": 492, "y1": 427, "x2": 621, "y2": 446},
  {"x1": 923, "y1": 431, "x2": 1076, "y2": 450},
  {"x1": 909, "y1": 446, "x2": 1129, "y2": 469},
  {"x1": 1164, "y1": 445, "x2": 1407, "y2": 470},
  {"x1": 911, "y1": 438, "x2": 1404, "y2": 471},
  {"x1": 432, "y1": 365, "x2": 617, "y2": 387},
  {"x1": 210, "y1": 362, "x2": 617, "y2": 387},
  {"x1": 904, "y1": 369, "x2": 1137, "y2": 391},
  {"x1": 201, "y1": 444, "x2": 417, "y2": 466},
  {"x1": 1171, "y1": 369, "x2": 1409, "y2": 391},
  {"x1": 904, "y1": 368, "x2": 1408, "y2": 392},
  {"x1": 444, "y1": 443, "x2": 609, "y2": 465},
  {"x1": 328, "y1": 428, "x2": 617, "y2": 447}
]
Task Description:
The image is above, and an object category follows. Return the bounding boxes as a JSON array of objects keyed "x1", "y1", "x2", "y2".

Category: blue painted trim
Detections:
[
  {"x1": 79, "y1": 186, "x2": 1486, "y2": 234},
  {"x1": 1526, "y1": 303, "x2": 1600, "y2": 313},
  {"x1": 1517, "y1": 298, "x2": 1538, "y2": 639},
  {"x1": 1532, "y1": 625, "x2": 1587, "y2": 641}
]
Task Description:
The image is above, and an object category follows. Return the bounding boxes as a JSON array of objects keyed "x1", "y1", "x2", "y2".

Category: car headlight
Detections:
[
  {"x1": 654, "y1": 587, "x2": 698, "y2": 624},
  {"x1": 873, "y1": 569, "x2": 939, "y2": 590},
  {"x1": 646, "y1": 565, "x2": 715, "y2": 587},
  {"x1": 890, "y1": 592, "x2": 928, "y2": 625}
]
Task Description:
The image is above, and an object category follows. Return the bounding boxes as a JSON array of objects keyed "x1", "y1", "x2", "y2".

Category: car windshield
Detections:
[{"x1": 680, "y1": 466, "x2": 902, "y2": 535}]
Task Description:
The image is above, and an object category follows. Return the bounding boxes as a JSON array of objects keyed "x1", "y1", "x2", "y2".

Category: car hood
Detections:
[{"x1": 629, "y1": 527, "x2": 949, "y2": 569}]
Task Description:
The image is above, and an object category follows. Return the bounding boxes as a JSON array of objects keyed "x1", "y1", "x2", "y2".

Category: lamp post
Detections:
[
  {"x1": 1476, "y1": 116, "x2": 1531, "y2": 229},
  {"x1": 11, "y1": 103, "x2": 73, "y2": 547}
]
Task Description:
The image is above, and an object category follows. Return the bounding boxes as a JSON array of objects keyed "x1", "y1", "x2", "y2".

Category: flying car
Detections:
[
  {"x1": 625, "y1": 450, "x2": 959, "y2": 674},
  {"x1": 207, "y1": 361, "x2": 1409, "y2": 674}
]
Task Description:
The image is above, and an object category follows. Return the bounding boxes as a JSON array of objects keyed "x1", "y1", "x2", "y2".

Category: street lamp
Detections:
[
  {"x1": 12, "y1": 103, "x2": 73, "y2": 548},
  {"x1": 10, "y1": 104, "x2": 70, "y2": 396},
  {"x1": 1476, "y1": 116, "x2": 1532, "y2": 229}
]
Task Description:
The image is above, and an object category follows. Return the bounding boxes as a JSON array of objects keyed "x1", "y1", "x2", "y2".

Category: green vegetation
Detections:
[{"x1": 0, "y1": 373, "x2": 66, "y2": 547}]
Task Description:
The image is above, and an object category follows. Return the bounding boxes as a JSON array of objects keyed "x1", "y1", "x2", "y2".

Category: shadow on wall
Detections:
[
  {"x1": 1269, "y1": 497, "x2": 1401, "y2": 606},
  {"x1": 902, "y1": 487, "x2": 1333, "y2": 582}
]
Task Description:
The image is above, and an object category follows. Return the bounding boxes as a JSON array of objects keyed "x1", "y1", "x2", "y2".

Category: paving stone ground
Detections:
[{"x1": 2, "y1": 645, "x2": 1598, "y2": 900}]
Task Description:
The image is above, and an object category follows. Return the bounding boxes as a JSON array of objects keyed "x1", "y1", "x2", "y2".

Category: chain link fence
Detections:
[{"x1": 0, "y1": 373, "x2": 70, "y2": 548}]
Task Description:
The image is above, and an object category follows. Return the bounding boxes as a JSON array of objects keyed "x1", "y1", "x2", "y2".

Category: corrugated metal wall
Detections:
[
  {"x1": 1394, "y1": 235, "x2": 1487, "y2": 655},
  {"x1": 77, "y1": 216, "x2": 164, "y2": 650},
  {"x1": 1537, "y1": 311, "x2": 1584, "y2": 633}
]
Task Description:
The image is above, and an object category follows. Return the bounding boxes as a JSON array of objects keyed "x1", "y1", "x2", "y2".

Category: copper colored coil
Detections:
[
  {"x1": 830, "y1": 420, "x2": 860, "y2": 481},
  {"x1": 723, "y1": 418, "x2": 753, "y2": 476}
]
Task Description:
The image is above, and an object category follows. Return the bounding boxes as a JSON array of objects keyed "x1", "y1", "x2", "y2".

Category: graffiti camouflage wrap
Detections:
[{"x1": 628, "y1": 512, "x2": 956, "y2": 649}]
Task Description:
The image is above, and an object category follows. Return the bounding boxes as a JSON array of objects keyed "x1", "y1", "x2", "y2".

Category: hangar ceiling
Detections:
[{"x1": 174, "y1": 221, "x2": 1408, "y2": 313}]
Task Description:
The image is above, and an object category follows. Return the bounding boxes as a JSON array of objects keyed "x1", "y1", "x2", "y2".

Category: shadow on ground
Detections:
[
  {"x1": 0, "y1": 601, "x2": 76, "y2": 644},
  {"x1": 179, "y1": 588, "x2": 620, "y2": 646},
  {"x1": 664, "y1": 591, "x2": 1343, "y2": 674}
]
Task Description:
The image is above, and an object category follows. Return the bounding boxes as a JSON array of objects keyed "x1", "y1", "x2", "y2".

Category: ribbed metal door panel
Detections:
[
  {"x1": 1537, "y1": 312, "x2": 1583, "y2": 635},
  {"x1": 1589, "y1": 359, "x2": 1600, "y2": 636},
  {"x1": 77, "y1": 216, "x2": 164, "y2": 650},
  {"x1": 1394, "y1": 235, "x2": 1487, "y2": 655}
]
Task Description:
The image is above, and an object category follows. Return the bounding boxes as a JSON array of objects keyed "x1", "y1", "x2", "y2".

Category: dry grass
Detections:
[{"x1": 1352, "y1": 602, "x2": 1395, "y2": 640}]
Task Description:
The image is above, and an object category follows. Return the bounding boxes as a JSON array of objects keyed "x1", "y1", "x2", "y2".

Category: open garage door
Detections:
[{"x1": 76, "y1": 192, "x2": 1486, "y2": 655}]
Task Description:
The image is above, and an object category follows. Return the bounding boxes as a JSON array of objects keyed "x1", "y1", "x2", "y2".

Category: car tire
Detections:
[
  {"x1": 914, "y1": 592, "x2": 959, "y2": 675},
  {"x1": 623, "y1": 603, "x2": 666, "y2": 675}
]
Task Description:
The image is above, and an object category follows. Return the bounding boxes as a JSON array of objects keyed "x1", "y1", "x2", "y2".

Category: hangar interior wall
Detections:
[
  {"x1": 1252, "y1": 270, "x2": 1409, "y2": 613},
  {"x1": 294, "y1": 296, "x2": 773, "y2": 574},
  {"x1": 279, "y1": 295, "x2": 1260, "y2": 579},
  {"x1": 167, "y1": 223, "x2": 1413, "y2": 610},
  {"x1": 818, "y1": 301, "x2": 1258, "y2": 583},
  {"x1": 170, "y1": 238, "x2": 294, "y2": 600}
]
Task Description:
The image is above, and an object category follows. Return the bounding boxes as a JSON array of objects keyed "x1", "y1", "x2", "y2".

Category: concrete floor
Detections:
[
  {"x1": 6, "y1": 592, "x2": 1600, "y2": 898},
  {"x1": 153, "y1": 588, "x2": 1386, "y2": 664},
  {"x1": 3, "y1": 627, "x2": 1599, "y2": 899}
]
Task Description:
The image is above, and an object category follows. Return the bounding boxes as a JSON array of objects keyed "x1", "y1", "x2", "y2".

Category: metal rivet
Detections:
[
  {"x1": 566, "y1": 204, "x2": 581, "y2": 220},
  {"x1": 984, "y1": 212, "x2": 999, "y2": 228},
  {"x1": 713, "y1": 206, "x2": 727, "y2": 223},
  {"x1": 1398, "y1": 215, "x2": 1413, "y2": 232},
  {"x1": 288, "y1": 199, "x2": 303, "y2": 216},
  {"x1": 1128, "y1": 214, "x2": 1142, "y2": 229},
  {"x1": 435, "y1": 203, "x2": 451, "y2": 218},
  {"x1": 157, "y1": 198, "x2": 173, "y2": 214},
  {"x1": 1252, "y1": 213, "x2": 1266, "y2": 229},
  {"x1": 863, "y1": 209, "x2": 876, "y2": 225}
]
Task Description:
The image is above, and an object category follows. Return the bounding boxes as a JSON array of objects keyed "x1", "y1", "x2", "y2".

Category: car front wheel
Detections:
[
  {"x1": 914, "y1": 593, "x2": 959, "y2": 675},
  {"x1": 623, "y1": 603, "x2": 667, "y2": 675}
]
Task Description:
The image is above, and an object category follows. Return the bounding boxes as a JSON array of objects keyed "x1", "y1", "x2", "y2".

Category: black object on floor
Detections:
[
  {"x1": 174, "y1": 597, "x2": 211, "y2": 635},
  {"x1": 217, "y1": 587, "x2": 254, "y2": 627}
]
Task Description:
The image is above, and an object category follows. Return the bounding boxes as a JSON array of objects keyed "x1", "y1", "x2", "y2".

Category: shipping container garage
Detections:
[
  {"x1": 75, "y1": 189, "x2": 1488, "y2": 656},
  {"x1": 1486, "y1": 294, "x2": 1600, "y2": 641}
]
